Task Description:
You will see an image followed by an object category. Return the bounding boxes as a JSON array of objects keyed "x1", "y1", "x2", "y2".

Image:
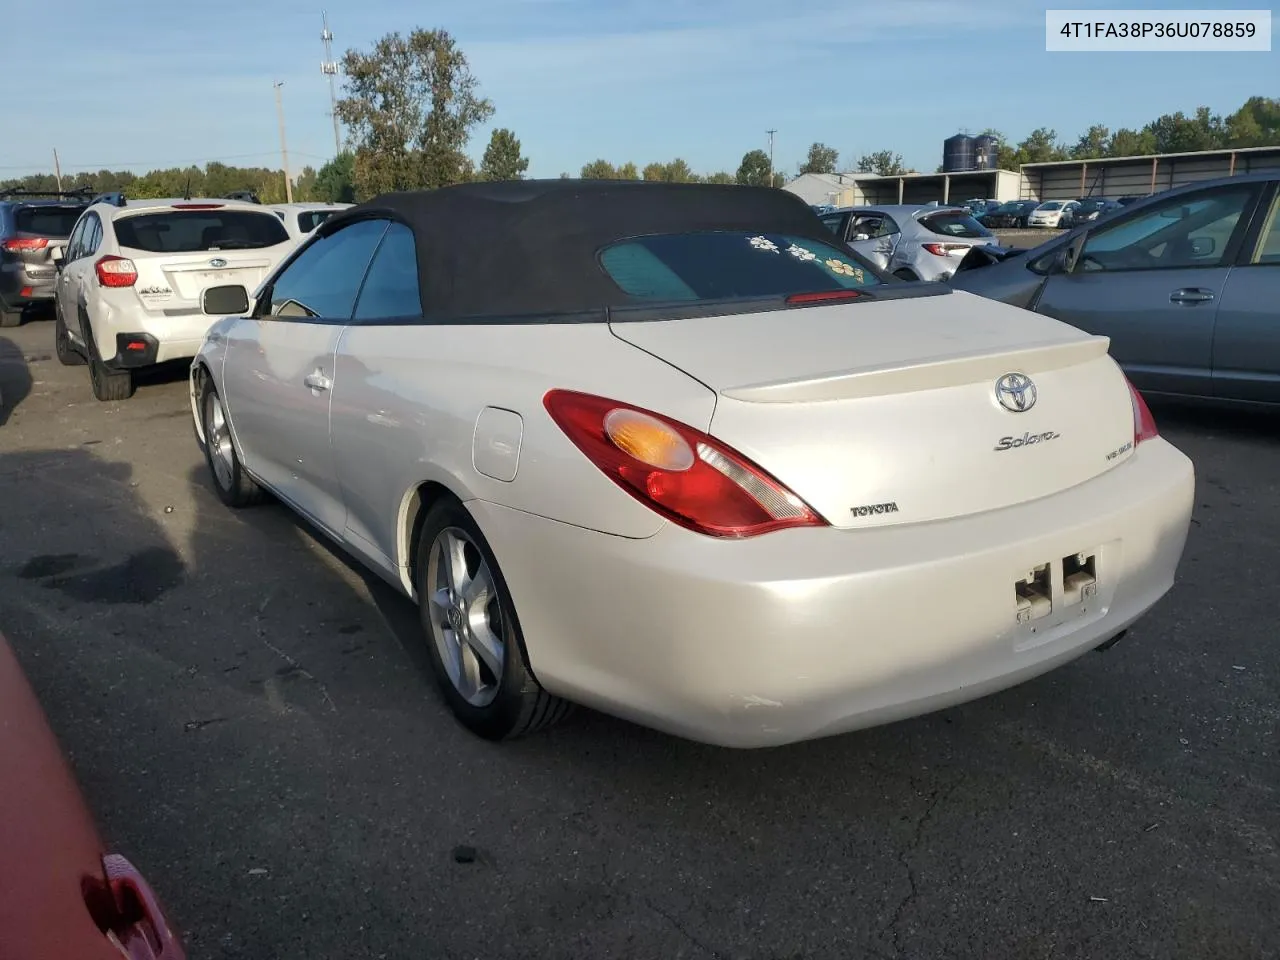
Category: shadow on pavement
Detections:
[
  {"x1": 0, "y1": 336, "x2": 33, "y2": 426},
  {"x1": 1, "y1": 437, "x2": 1274, "y2": 960}
]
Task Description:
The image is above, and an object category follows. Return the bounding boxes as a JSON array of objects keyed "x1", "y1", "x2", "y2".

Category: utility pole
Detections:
[
  {"x1": 52, "y1": 148, "x2": 63, "y2": 191},
  {"x1": 321, "y1": 10, "x2": 342, "y2": 157},
  {"x1": 274, "y1": 81, "x2": 294, "y2": 203},
  {"x1": 766, "y1": 129, "x2": 777, "y2": 186}
]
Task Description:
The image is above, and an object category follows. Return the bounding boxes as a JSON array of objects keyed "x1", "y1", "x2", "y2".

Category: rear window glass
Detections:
[
  {"x1": 14, "y1": 205, "x2": 84, "y2": 237},
  {"x1": 298, "y1": 210, "x2": 338, "y2": 233},
  {"x1": 115, "y1": 210, "x2": 290, "y2": 253},
  {"x1": 599, "y1": 231, "x2": 882, "y2": 302},
  {"x1": 919, "y1": 212, "x2": 992, "y2": 239}
]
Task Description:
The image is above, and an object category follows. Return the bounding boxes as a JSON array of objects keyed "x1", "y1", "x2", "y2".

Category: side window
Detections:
[
  {"x1": 1250, "y1": 192, "x2": 1280, "y2": 265},
  {"x1": 820, "y1": 214, "x2": 844, "y2": 236},
  {"x1": 353, "y1": 223, "x2": 422, "y2": 321},
  {"x1": 1080, "y1": 186, "x2": 1255, "y2": 272},
  {"x1": 65, "y1": 218, "x2": 87, "y2": 260},
  {"x1": 266, "y1": 219, "x2": 389, "y2": 320},
  {"x1": 84, "y1": 214, "x2": 102, "y2": 256}
]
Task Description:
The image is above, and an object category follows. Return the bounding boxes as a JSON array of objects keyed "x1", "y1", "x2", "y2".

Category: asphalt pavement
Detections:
[{"x1": 1, "y1": 314, "x2": 1277, "y2": 960}]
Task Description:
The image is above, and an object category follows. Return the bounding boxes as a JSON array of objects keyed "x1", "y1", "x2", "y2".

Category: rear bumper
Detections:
[
  {"x1": 92, "y1": 293, "x2": 215, "y2": 366},
  {"x1": 0, "y1": 266, "x2": 56, "y2": 307},
  {"x1": 470, "y1": 437, "x2": 1195, "y2": 748}
]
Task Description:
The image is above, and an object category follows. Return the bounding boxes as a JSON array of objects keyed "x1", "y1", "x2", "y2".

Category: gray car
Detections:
[
  {"x1": 950, "y1": 172, "x2": 1280, "y2": 405},
  {"x1": 0, "y1": 188, "x2": 91, "y2": 326},
  {"x1": 819, "y1": 204, "x2": 998, "y2": 282}
]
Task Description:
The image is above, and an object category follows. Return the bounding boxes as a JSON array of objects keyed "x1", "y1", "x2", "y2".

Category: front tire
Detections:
[
  {"x1": 84, "y1": 312, "x2": 134, "y2": 401},
  {"x1": 55, "y1": 306, "x2": 85, "y2": 366},
  {"x1": 199, "y1": 379, "x2": 266, "y2": 508},
  {"x1": 415, "y1": 498, "x2": 571, "y2": 741}
]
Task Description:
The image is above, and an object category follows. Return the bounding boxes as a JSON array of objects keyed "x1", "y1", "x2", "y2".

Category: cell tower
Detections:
[{"x1": 321, "y1": 10, "x2": 341, "y2": 157}]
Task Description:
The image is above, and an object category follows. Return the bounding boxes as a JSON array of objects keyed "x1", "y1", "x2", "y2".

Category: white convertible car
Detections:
[{"x1": 189, "y1": 180, "x2": 1195, "y2": 748}]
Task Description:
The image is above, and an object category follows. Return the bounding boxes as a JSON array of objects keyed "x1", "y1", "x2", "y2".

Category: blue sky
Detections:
[{"x1": 4, "y1": 0, "x2": 1276, "y2": 181}]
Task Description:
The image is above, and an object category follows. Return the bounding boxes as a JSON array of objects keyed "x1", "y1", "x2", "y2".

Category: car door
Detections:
[
  {"x1": 1030, "y1": 181, "x2": 1264, "y2": 398},
  {"x1": 54, "y1": 216, "x2": 87, "y2": 323},
  {"x1": 328, "y1": 221, "x2": 426, "y2": 567},
  {"x1": 1211, "y1": 181, "x2": 1280, "y2": 403},
  {"x1": 846, "y1": 213, "x2": 899, "y2": 270},
  {"x1": 219, "y1": 217, "x2": 390, "y2": 537}
]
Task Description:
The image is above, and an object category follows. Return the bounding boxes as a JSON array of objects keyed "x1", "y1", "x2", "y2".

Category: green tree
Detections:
[
  {"x1": 336, "y1": 27, "x2": 494, "y2": 196},
  {"x1": 1071, "y1": 125, "x2": 1110, "y2": 160},
  {"x1": 293, "y1": 165, "x2": 318, "y2": 201},
  {"x1": 580, "y1": 159, "x2": 618, "y2": 179},
  {"x1": 736, "y1": 148, "x2": 772, "y2": 186},
  {"x1": 799, "y1": 142, "x2": 839, "y2": 175},
  {"x1": 479, "y1": 127, "x2": 529, "y2": 181},
  {"x1": 1106, "y1": 127, "x2": 1158, "y2": 157},
  {"x1": 1016, "y1": 128, "x2": 1068, "y2": 164},
  {"x1": 1224, "y1": 96, "x2": 1280, "y2": 147},
  {"x1": 855, "y1": 150, "x2": 906, "y2": 176},
  {"x1": 616, "y1": 162, "x2": 640, "y2": 179},
  {"x1": 315, "y1": 152, "x2": 357, "y2": 202},
  {"x1": 1144, "y1": 107, "x2": 1224, "y2": 154},
  {"x1": 704, "y1": 171, "x2": 734, "y2": 184}
]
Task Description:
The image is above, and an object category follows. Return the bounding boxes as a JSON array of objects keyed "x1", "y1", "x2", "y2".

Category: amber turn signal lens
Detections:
[{"x1": 603, "y1": 408, "x2": 696, "y2": 471}]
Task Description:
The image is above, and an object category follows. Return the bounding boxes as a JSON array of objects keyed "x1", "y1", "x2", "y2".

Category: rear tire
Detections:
[
  {"x1": 199, "y1": 378, "x2": 266, "y2": 508},
  {"x1": 0, "y1": 308, "x2": 22, "y2": 328},
  {"x1": 54, "y1": 306, "x2": 86, "y2": 366},
  {"x1": 415, "y1": 497, "x2": 572, "y2": 741},
  {"x1": 84, "y1": 313, "x2": 133, "y2": 401}
]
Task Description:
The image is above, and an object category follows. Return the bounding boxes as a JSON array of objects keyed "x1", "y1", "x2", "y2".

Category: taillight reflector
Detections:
[
  {"x1": 786, "y1": 290, "x2": 863, "y2": 305},
  {"x1": 95, "y1": 255, "x2": 138, "y2": 288},
  {"x1": 543, "y1": 389, "x2": 827, "y2": 538},
  {"x1": 1126, "y1": 378, "x2": 1159, "y2": 446},
  {"x1": 2, "y1": 237, "x2": 49, "y2": 251}
]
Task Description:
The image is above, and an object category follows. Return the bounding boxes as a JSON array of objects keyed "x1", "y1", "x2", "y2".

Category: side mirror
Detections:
[
  {"x1": 202, "y1": 284, "x2": 251, "y2": 317},
  {"x1": 1190, "y1": 236, "x2": 1216, "y2": 257},
  {"x1": 50, "y1": 246, "x2": 65, "y2": 268}
]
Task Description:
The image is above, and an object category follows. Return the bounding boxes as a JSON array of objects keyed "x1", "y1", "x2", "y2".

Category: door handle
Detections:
[
  {"x1": 1170, "y1": 288, "x2": 1215, "y2": 304},
  {"x1": 303, "y1": 370, "x2": 332, "y2": 392}
]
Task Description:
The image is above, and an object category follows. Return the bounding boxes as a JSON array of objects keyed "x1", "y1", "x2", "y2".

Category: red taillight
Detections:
[
  {"x1": 544, "y1": 390, "x2": 826, "y2": 538},
  {"x1": 1127, "y1": 378, "x2": 1159, "y2": 446},
  {"x1": 170, "y1": 203, "x2": 223, "y2": 210},
  {"x1": 2, "y1": 237, "x2": 49, "y2": 251},
  {"x1": 922, "y1": 242, "x2": 971, "y2": 257},
  {"x1": 786, "y1": 290, "x2": 863, "y2": 305},
  {"x1": 95, "y1": 255, "x2": 138, "y2": 287}
]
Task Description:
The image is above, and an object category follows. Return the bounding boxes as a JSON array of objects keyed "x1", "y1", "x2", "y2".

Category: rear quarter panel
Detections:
[{"x1": 329, "y1": 321, "x2": 717, "y2": 570}]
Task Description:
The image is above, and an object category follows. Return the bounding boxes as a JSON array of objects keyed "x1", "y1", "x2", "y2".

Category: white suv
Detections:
[
  {"x1": 50, "y1": 195, "x2": 296, "y2": 400},
  {"x1": 270, "y1": 202, "x2": 353, "y2": 244}
]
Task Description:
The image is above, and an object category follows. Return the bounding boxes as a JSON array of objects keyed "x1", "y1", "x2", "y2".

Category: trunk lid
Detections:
[
  {"x1": 130, "y1": 251, "x2": 281, "y2": 313},
  {"x1": 610, "y1": 290, "x2": 1136, "y2": 529}
]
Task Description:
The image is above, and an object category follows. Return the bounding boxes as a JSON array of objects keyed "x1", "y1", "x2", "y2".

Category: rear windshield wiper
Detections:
[{"x1": 206, "y1": 240, "x2": 266, "y2": 250}]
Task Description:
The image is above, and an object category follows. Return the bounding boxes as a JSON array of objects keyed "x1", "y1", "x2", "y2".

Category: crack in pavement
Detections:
[
  {"x1": 255, "y1": 589, "x2": 338, "y2": 713},
  {"x1": 881, "y1": 778, "x2": 958, "y2": 957},
  {"x1": 644, "y1": 897, "x2": 729, "y2": 959}
]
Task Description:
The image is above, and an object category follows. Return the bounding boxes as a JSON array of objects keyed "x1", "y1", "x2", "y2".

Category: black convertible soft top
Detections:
[{"x1": 325, "y1": 179, "x2": 842, "y2": 320}]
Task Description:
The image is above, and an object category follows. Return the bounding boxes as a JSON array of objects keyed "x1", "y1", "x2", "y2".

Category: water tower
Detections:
[
  {"x1": 974, "y1": 134, "x2": 999, "y2": 169},
  {"x1": 943, "y1": 134, "x2": 976, "y2": 173}
]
